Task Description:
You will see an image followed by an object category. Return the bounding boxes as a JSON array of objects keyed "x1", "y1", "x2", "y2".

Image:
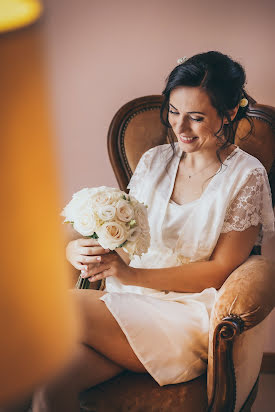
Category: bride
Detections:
[{"x1": 31, "y1": 51, "x2": 274, "y2": 411}]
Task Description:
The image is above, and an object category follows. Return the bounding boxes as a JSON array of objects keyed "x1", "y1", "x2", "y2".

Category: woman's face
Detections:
[{"x1": 168, "y1": 86, "x2": 224, "y2": 154}]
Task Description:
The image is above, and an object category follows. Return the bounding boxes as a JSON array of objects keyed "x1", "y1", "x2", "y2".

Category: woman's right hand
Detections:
[{"x1": 66, "y1": 238, "x2": 110, "y2": 275}]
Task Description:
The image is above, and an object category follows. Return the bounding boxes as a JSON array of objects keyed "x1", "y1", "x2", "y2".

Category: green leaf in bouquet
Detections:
[{"x1": 90, "y1": 232, "x2": 99, "y2": 239}]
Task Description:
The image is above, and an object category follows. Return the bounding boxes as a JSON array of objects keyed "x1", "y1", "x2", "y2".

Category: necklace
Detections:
[{"x1": 183, "y1": 155, "x2": 218, "y2": 179}]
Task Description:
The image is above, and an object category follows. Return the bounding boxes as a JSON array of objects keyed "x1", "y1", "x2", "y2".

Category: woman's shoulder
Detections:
[
  {"x1": 139, "y1": 143, "x2": 176, "y2": 166},
  {"x1": 233, "y1": 146, "x2": 266, "y2": 171},
  {"x1": 142, "y1": 143, "x2": 174, "y2": 157},
  {"x1": 224, "y1": 147, "x2": 267, "y2": 183},
  {"x1": 128, "y1": 144, "x2": 173, "y2": 198}
]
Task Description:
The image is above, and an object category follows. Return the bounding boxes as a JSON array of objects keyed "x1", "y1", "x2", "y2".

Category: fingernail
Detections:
[
  {"x1": 96, "y1": 257, "x2": 101, "y2": 261},
  {"x1": 81, "y1": 271, "x2": 85, "y2": 278},
  {"x1": 105, "y1": 249, "x2": 110, "y2": 252}
]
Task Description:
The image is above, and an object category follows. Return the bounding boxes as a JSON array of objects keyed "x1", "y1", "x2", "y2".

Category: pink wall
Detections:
[{"x1": 42, "y1": 0, "x2": 275, "y2": 350}]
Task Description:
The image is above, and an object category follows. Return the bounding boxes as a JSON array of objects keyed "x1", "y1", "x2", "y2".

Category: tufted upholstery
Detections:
[{"x1": 79, "y1": 96, "x2": 275, "y2": 412}]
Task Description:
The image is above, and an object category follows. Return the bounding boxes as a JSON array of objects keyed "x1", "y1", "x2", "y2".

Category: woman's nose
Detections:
[{"x1": 174, "y1": 116, "x2": 189, "y2": 134}]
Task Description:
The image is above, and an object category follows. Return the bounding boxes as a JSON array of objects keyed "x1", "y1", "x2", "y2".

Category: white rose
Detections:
[
  {"x1": 73, "y1": 208, "x2": 96, "y2": 236},
  {"x1": 96, "y1": 205, "x2": 116, "y2": 221},
  {"x1": 61, "y1": 188, "x2": 94, "y2": 222},
  {"x1": 124, "y1": 233, "x2": 150, "y2": 257},
  {"x1": 128, "y1": 226, "x2": 141, "y2": 242},
  {"x1": 98, "y1": 221, "x2": 127, "y2": 250},
  {"x1": 116, "y1": 199, "x2": 134, "y2": 222},
  {"x1": 133, "y1": 203, "x2": 150, "y2": 233},
  {"x1": 91, "y1": 187, "x2": 119, "y2": 207}
]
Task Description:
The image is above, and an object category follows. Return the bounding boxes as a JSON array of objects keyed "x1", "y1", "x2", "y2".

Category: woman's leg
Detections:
[
  {"x1": 32, "y1": 342, "x2": 123, "y2": 412},
  {"x1": 32, "y1": 289, "x2": 147, "y2": 412}
]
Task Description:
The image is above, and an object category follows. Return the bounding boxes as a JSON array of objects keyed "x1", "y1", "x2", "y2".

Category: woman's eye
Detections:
[
  {"x1": 168, "y1": 109, "x2": 179, "y2": 115},
  {"x1": 190, "y1": 117, "x2": 203, "y2": 122}
]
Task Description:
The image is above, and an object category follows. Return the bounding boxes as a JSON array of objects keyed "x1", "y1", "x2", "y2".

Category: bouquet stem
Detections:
[{"x1": 75, "y1": 275, "x2": 90, "y2": 289}]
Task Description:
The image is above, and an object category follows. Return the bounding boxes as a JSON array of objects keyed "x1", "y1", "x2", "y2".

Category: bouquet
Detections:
[{"x1": 61, "y1": 186, "x2": 150, "y2": 289}]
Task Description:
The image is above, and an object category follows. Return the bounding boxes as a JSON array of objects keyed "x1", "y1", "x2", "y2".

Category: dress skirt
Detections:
[{"x1": 100, "y1": 286, "x2": 217, "y2": 386}]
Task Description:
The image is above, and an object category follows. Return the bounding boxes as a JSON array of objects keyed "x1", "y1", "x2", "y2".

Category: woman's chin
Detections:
[{"x1": 178, "y1": 140, "x2": 199, "y2": 153}]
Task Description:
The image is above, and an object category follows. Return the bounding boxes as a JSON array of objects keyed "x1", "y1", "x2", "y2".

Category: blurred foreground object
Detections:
[
  {"x1": 0, "y1": 8, "x2": 77, "y2": 406},
  {"x1": 0, "y1": 0, "x2": 43, "y2": 33}
]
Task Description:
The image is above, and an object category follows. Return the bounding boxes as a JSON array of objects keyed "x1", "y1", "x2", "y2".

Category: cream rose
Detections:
[
  {"x1": 73, "y1": 208, "x2": 96, "y2": 236},
  {"x1": 97, "y1": 221, "x2": 128, "y2": 249},
  {"x1": 96, "y1": 205, "x2": 116, "y2": 221},
  {"x1": 124, "y1": 234, "x2": 150, "y2": 257},
  {"x1": 61, "y1": 188, "x2": 95, "y2": 222},
  {"x1": 128, "y1": 226, "x2": 141, "y2": 242},
  {"x1": 91, "y1": 187, "x2": 119, "y2": 207},
  {"x1": 116, "y1": 199, "x2": 134, "y2": 222},
  {"x1": 133, "y1": 203, "x2": 150, "y2": 233}
]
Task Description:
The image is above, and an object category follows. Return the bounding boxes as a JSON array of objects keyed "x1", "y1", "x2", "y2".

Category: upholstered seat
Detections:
[
  {"x1": 79, "y1": 96, "x2": 275, "y2": 412},
  {"x1": 80, "y1": 372, "x2": 208, "y2": 411}
]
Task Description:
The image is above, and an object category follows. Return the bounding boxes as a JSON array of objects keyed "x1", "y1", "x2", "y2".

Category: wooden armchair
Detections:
[{"x1": 80, "y1": 96, "x2": 275, "y2": 412}]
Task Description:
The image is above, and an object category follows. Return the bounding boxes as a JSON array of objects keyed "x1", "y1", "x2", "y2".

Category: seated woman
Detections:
[{"x1": 32, "y1": 51, "x2": 274, "y2": 412}]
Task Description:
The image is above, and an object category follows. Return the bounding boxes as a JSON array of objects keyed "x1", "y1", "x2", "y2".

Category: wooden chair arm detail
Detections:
[{"x1": 208, "y1": 316, "x2": 244, "y2": 412}]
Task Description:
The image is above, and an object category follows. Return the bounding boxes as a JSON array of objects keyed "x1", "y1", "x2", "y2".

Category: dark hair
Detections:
[{"x1": 160, "y1": 51, "x2": 253, "y2": 162}]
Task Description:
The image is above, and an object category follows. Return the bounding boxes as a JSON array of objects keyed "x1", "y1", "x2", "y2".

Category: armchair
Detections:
[{"x1": 80, "y1": 96, "x2": 275, "y2": 412}]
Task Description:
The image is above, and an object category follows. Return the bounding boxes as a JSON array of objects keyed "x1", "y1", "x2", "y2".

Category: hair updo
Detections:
[{"x1": 160, "y1": 51, "x2": 252, "y2": 157}]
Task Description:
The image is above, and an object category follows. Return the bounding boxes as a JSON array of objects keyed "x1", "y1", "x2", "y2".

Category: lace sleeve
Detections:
[
  {"x1": 127, "y1": 147, "x2": 155, "y2": 197},
  {"x1": 221, "y1": 168, "x2": 275, "y2": 238}
]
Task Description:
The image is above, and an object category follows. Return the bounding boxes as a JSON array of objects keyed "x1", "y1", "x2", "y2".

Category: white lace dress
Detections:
[{"x1": 100, "y1": 144, "x2": 274, "y2": 386}]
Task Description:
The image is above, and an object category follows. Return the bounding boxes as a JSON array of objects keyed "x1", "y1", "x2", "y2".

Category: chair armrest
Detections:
[
  {"x1": 212, "y1": 255, "x2": 275, "y2": 329},
  {"x1": 207, "y1": 255, "x2": 275, "y2": 412}
]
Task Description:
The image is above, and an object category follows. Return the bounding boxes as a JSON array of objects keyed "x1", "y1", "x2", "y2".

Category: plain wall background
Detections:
[{"x1": 42, "y1": 0, "x2": 275, "y2": 350}]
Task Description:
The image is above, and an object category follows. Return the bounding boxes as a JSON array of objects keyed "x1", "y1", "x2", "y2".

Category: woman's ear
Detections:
[{"x1": 224, "y1": 105, "x2": 239, "y2": 124}]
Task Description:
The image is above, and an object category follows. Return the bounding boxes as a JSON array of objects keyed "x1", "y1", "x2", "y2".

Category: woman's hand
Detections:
[
  {"x1": 66, "y1": 238, "x2": 110, "y2": 277},
  {"x1": 79, "y1": 250, "x2": 135, "y2": 285}
]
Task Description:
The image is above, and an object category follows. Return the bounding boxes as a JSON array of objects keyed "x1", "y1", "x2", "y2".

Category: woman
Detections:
[{"x1": 32, "y1": 51, "x2": 274, "y2": 411}]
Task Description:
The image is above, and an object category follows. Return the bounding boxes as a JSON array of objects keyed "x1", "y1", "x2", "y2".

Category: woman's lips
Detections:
[{"x1": 179, "y1": 135, "x2": 198, "y2": 144}]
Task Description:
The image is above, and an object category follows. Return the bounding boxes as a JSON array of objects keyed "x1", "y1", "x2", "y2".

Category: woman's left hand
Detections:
[{"x1": 80, "y1": 250, "x2": 135, "y2": 285}]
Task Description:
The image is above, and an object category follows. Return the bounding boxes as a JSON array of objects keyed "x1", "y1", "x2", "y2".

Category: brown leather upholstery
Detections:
[
  {"x1": 80, "y1": 372, "x2": 208, "y2": 412},
  {"x1": 80, "y1": 96, "x2": 275, "y2": 412}
]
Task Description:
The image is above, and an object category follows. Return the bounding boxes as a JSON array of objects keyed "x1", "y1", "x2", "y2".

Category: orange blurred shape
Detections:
[
  {"x1": 0, "y1": 0, "x2": 43, "y2": 33},
  {"x1": 0, "y1": 20, "x2": 78, "y2": 404}
]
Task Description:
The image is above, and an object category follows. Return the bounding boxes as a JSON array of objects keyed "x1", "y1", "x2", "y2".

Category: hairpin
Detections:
[
  {"x1": 177, "y1": 56, "x2": 188, "y2": 65},
  {"x1": 239, "y1": 98, "x2": 248, "y2": 108}
]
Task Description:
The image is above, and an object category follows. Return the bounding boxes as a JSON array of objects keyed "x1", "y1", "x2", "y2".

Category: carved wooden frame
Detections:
[
  {"x1": 107, "y1": 95, "x2": 275, "y2": 412},
  {"x1": 107, "y1": 95, "x2": 164, "y2": 191}
]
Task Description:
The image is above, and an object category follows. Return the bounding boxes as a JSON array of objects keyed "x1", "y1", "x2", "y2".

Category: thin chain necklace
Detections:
[{"x1": 182, "y1": 154, "x2": 218, "y2": 179}]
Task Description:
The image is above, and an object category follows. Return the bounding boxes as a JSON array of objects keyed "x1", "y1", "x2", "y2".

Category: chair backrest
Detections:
[{"x1": 107, "y1": 95, "x2": 275, "y2": 204}]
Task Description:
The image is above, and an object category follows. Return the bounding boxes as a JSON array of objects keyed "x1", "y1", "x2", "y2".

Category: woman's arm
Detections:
[
  {"x1": 131, "y1": 224, "x2": 260, "y2": 292},
  {"x1": 115, "y1": 248, "x2": 131, "y2": 265},
  {"x1": 87, "y1": 224, "x2": 260, "y2": 293}
]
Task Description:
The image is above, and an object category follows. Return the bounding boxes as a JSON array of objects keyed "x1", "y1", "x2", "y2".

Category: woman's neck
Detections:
[{"x1": 180, "y1": 143, "x2": 236, "y2": 170}]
